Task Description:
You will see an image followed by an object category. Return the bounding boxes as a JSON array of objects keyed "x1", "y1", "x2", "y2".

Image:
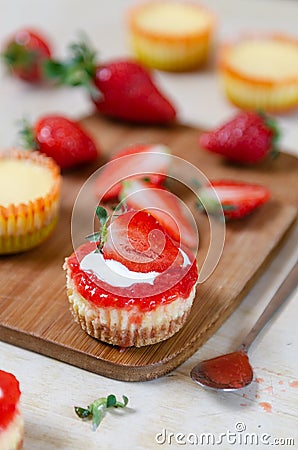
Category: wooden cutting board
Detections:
[{"x1": 1, "y1": 114, "x2": 297, "y2": 381}]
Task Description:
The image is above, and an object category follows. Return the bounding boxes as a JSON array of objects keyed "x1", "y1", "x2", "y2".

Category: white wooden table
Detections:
[{"x1": 1, "y1": 1, "x2": 298, "y2": 449}]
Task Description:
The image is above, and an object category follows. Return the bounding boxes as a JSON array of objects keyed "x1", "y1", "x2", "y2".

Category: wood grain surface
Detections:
[{"x1": 0, "y1": 114, "x2": 297, "y2": 381}]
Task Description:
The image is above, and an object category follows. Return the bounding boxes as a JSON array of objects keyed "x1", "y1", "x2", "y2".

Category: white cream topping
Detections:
[
  {"x1": 0, "y1": 159, "x2": 54, "y2": 207},
  {"x1": 80, "y1": 248, "x2": 191, "y2": 288}
]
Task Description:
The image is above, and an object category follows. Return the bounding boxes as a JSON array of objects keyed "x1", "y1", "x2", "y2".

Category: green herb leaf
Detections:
[
  {"x1": 115, "y1": 395, "x2": 129, "y2": 408},
  {"x1": 106, "y1": 394, "x2": 117, "y2": 408},
  {"x1": 85, "y1": 231, "x2": 102, "y2": 243},
  {"x1": 74, "y1": 394, "x2": 129, "y2": 431},
  {"x1": 85, "y1": 206, "x2": 110, "y2": 252},
  {"x1": 91, "y1": 405, "x2": 104, "y2": 430},
  {"x1": 74, "y1": 406, "x2": 91, "y2": 419},
  {"x1": 96, "y1": 206, "x2": 108, "y2": 227}
]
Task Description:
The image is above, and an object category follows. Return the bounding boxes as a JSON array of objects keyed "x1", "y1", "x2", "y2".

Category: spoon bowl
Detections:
[
  {"x1": 190, "y1": 349, "x2": 253, "y2": 391},
  {"x1": 191, "y1": 262, "x2": 297, "y2": 391}
]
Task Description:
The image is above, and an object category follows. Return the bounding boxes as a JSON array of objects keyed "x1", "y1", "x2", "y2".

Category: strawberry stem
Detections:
[
  {"x1": 258, "y1": 111, "x2": 280, "y2": 159},
  {"x1": 18, "y1": 119, "x2": 38, "y2": 151},
  {"x1": 43, "y1": 32, "x2": 101, "y2": 99},
  {"x1": 2, "y1": 42, "x2": 36, "y2": 71}
]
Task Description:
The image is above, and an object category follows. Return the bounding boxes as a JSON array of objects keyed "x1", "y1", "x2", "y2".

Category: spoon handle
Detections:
[{"x1": 239, "y1": 261, "x2": 298, "y2": 353}]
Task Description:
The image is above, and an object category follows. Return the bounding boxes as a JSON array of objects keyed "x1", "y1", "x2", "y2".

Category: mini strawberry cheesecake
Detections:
[
  {"x1": 0, "y1": 370, "x2": 24, "y2": 450},
  {"x1": 128, "y1": 1, "x2": 215, "y2": 71},
  {"x1": 64, "y1": 207, "x2": 198, "y2": 347},
  {"x1": 0, "y1": 149, "x2": 61, "y2": 254},
  {"x1": 220, "y1": 34, "x2": 298, "y2": 112}
]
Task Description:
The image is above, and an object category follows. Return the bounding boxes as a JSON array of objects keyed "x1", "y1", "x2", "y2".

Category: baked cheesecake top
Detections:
[
  {"x1": 223, "y1": 36, "x2": 298, "y2": 82},
  {"x1": 0, "y1": 155, "x2": 56, "y2": 207},
  {"x1": 131, "y1": 2, "x2": 213, "y2": 37}
]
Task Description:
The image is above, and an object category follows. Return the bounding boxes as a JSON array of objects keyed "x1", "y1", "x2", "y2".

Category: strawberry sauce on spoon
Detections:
[{"x1": 191, "y1": 262, "x2": 297, "y2": 391}]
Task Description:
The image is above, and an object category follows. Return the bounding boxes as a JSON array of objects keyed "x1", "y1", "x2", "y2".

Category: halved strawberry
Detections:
[
  {"x1": 94, "y1": 143, "x2": 171, "y2": 202},
  {"x1": 197, "y1": 180, "x2": 270, "y2": 220},
  {"x1": 120, "y1": 179, "x2": 197, "y2": 250},
  {"x1": 103, "y1": 210, "x2": 183, "y2": 273}
]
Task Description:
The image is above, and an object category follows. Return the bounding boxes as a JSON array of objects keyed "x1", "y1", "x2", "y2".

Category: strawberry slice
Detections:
[
  {"x1": 120, "y1": 179, "x2": 197, "y2": 250},
  {"x1": 103, "y1": 210, "x2": 183, "y2": 273},
  {"x1": 197, "y1": 180, "x2": 270, "y2": 220},
  {"x1": 94, "y1": 144, "x2": 171, "y2": 202}
]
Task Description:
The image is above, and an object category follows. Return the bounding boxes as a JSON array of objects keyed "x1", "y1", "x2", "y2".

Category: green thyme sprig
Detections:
[
  {"x1": 85, "y1": 206, "x2": 109, "y2": 252},
  {"x1": 74, "y1": 394, "x2": 129, "y2": 430}
]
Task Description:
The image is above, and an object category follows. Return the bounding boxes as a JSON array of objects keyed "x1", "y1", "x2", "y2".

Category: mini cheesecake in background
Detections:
[
  {"x1": 219, "y1": 34, "x2": 298, "y2": 112},
  {"x1": 0, "y1": 150, "x2": 61, "y2": 255},
  {"x1": 0, "y1": 370, "x2": 24, "y2": 450},
  {"x1": 128, "y1": 0, "x2": 216, "y2": 72}
]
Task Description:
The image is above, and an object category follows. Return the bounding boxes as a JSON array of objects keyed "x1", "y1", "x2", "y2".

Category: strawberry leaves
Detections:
[
  {"x1": 1, "y1": 29, "x2": 51, "y2": 83},
  {"x1": 74, "y1": 394, "x2": 129, "y2": 431},
  {"x1": 18, "y1": 118, "x2": 39, "y2": 151},
  {"x1": 258, "y1": 111, "x2": 280, "y2": 159},
  {"x1": 43, "y1": 33, "x2": 100, "y2": 99}
]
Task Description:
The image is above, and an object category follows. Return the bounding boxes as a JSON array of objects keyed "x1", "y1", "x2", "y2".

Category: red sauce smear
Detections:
[
  {"x1": 0, "y1": 370, "x2": 21, "y2": 430},
  {"x1": 67, "y1": 242, "x2": 198, "y2": 312},
  {"x1": 200, "y1": 350, "x2": 253, "y2": 389},
  {"x1": 259, "y1": 401, "x2": 272, "y2": 413}
]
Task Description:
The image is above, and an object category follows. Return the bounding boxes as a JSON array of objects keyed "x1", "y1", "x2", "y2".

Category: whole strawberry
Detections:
[
  {"x1": 44, "y1": 36, "x2": 176, "y2": 124},
  {"x1": 2, "y1": 28, "x2": 51, "y2": 83},
  {"x1": 92, "y1": 60, "x2": 176, "y2": 123},
  {"x1": 199, "y1": 111, "x2": 279, "y2": 164},
  {"x1": 20, "y1": 115, "x2": 99, "y2": 169}
]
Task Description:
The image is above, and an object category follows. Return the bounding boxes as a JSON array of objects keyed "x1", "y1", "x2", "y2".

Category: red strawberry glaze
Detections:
[
  {"x1": 0, "y1": 370, "x2": 21, "y2": 431},
  {"x1": 67, "y1": 242, "x2": 198, "y2": 312}
]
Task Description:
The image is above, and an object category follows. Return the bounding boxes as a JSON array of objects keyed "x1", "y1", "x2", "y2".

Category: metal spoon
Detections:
[{"x1": 191, "y1": 261, "x2": 298, "y2": 391}]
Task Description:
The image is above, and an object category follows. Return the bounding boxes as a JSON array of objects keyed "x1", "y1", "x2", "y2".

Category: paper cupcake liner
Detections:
[
  {"x1": 130, "y1": 34, "x2": 211, "y2": 72},
  {"x1": 0, "y1": 150, "x2": 61, "y2": 254},
  {"x1": 66, "y1": 268, "x2": 196, "y2": 347},
  {"x1": 221, "y1": 71, "x2": 298, "y2": 112},
  {"x1": 219, "y1": 34, "x2": 298, "y2": 112}
]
